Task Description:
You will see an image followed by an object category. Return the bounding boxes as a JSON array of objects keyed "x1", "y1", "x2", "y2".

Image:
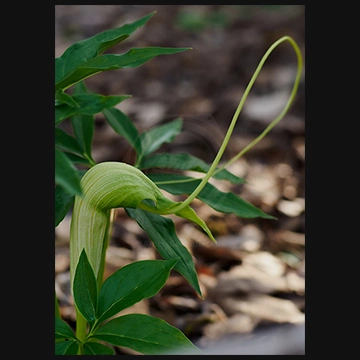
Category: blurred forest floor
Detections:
[{"x1": 55, "y1": 5, "x2": 305, "y2": 355}]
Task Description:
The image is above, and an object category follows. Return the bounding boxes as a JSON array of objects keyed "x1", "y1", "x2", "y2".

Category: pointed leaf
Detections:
[
  {"x1": 73, "y1": 249, "x2": 98, "y2": 324},
  {"x1": 72, "y1": 80, "x2": 91, "y2": 95},
  {"x1": 140, "y1": 152, "x2": 245, "y2": 184},
  {"x1": 103, "y1": 107, "x2": 142, "y2": 156},
  {"x1": 55, "y1": 340, "x2": 79, "y2": 355},
  {"x1": 55, "y1": 89, "x2": 80, "y2": 107},
  {"x1": 91, "y1": 313, "x2": 202, "y2": 355},
  {"x1": 142, "y1": 195, "x2": 215, "y2": 242},
  {"x1": 55, "y1": 127, "x2": 84, "y2": 157},
  {"x1": 55, "y1": 317, "x2": 77, "y2": 341},
  {"x1": 55, "y1": 148, "x2": 82, "y2": 196},
  {"x1": 64, "y1": 152, "x2": 93, "y2": 167},
  {"x1": 140, "y1": 118, "x2": 183, "y2": 158},
  {"x1": 70, "y1": 114, "x2": 95, "y2": 164},
  {"x1": 70, "y1": 82, "x2": 95, "y2": 163},
  {"x1": 83, "y1": 342, "x2": 115, "y2": 355},
  {"x1": 149, "y1": 173, "x2": 276, "y2": 219},
  {"x1": 55, "y1": 185, "x2": 74, "y2": 227},
  {"x1": 55, "y1": 12, "x2": 156, "y2": 88},
  {"x1": 55, "y1": 47, "x2": 191, "y2": 91},
  {"x1": 55, "y1": 93, "x2": 131, "y2": 125},
  {"x1": 125, "y1": 208, "x2": 202, "y2": 296},
  {"x1": 175, "y1": 204, "x2": 217, "y2": 241},
  {"x1": 97, "y1": 259, "x2": 177, "y2": 324}
]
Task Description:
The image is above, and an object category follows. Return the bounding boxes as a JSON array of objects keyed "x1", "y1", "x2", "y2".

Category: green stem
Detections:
[
  {"x1": 154, "y1": 176, "x2": 202, "y2": 185},
  {"x1": 160, "y1": 36, "x2": 302, "y2": 214},
  {"x1": 212, "y1": 36, "x2": 303, "y2": 176},
  {"x1": 75, "y1": 309, "x2": 87, "y2": 354}
]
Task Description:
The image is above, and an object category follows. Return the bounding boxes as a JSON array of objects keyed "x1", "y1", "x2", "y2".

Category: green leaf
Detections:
[
  {"x1": 140, "y1": 152, "x2": 245, "y2": 184},
  {"x1": 55, "y1": 127, "x2": 84, "y2": 157},
  {"x1": 125, "y1": 208, "x2": 202, "y2": 296},
  {"x1": 55, "y1": 12, "x2": 156, "y2": 89},
  {"x1": 142, "y1": 195, "x2": 216, "y2": 242},
  {"x1": 139, "y1": 118, "x2": 183, "y2": 159},
  {"x1": 149, "y1": 173, "x2": 276, "y2": 220},
  {"x1": 55, "y1": 148, "x2": 82, "y2": 196},
  {"x1": 97, "y1": 259, "x2": 178, "y2": 324},
  {"x1": 55, "y1": 185, "x2": 74, "y2": 227},
  {"x1": 72, "y1": 79, "x2": 91, "y2": 94},
  {"x1": 55, "y1": 93, "x2": 131, "y2": 125},
  {"x1": 64, "y1": 152, "x2": 94, "y2": 167},
  {"x1": 70, "y1": 113, "x2": 96, "y2": 164},
  {"x1": 91, "y1": 313, "x2": 202, "y2": 355},
  {"x1": 70, "y1": 82, "x2": 96, "y2": 164},
  {"x1": 73, "y1": 249, "x2": 98, "y2": 325},
  {"x1": 55, "y1": 89, "x2": 80, "y2": 107},
  {"x1": 55, "y1": 317, "x2": 77, "y2": 341},
  {"x1": 83, "y1": 341, "x2": 115, "y2": 355},
  {"x1": 55, "y1": 47, "x2": 191, "y2": 92},
  {"x1": 103, "y1": 107, "x2": 142, "y2": 156},
  {"x1": 55, "y1": 340, "x2": 79, "y2": 355}
]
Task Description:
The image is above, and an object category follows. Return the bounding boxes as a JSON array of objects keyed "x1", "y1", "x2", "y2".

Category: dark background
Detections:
[{"x1": 55, "y1": 5, "x2": 305, "y2": 355}]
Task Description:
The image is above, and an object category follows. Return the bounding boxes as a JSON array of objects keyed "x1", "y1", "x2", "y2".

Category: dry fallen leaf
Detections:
[
  {"x1": 202, "y1": 313, "x2": 258, "y2": 339},
  {"x1": 210, "y1": 263, "x2": 288, "y2": 295},
  {"x1": 217, "y1": 293, "x2": 305, "y2": 324}
]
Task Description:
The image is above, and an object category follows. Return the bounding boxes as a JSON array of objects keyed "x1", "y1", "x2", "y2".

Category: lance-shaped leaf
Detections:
[
  {"x1": 55, "y1": 317, "x2": 77, "y2": 341},
  {"x1": 55, "y1": 128, "x2": 84, "y2": 157},
  {"x1": 83, "y1": 342, "x2": 114, "y2": 355},
  {"x1": 73, "y1": 249, "x2": 98, "y2": 325},
  {"x1": 55, "y1": 12, "x2": 156, "y2": 89},
  {"x1": 55, "y1": 93, "x2": 131, "y2": 125},
  {"x1": 139, "y1": 152, "x2": 245, "y2": 184},
  {"x1": 139, "y1": 118, "x2": 183, "y2": 159},
  {"x1": 64, "y1": 152, "x2": 94, "y2": 167},
  {"x1": 55, "y1": 185, "x2": 74, "y2": 227},
  {"x1": 55, "y1": 47, "x2": 191, "y2": 91},
  {"x1": 103, "y1": 107, "x2": 142, "y2": 156},
  {"x1": 55, "y1": 89, "x2": 79, "y2": 107},
  {"x1": 91, "y1": 314, "x2": 202, "y2": 355},
  {"x1": 149, "y1": 173, "x2": 276, "y2": 219},
  {"x1": 55, "y1": 340, "x2": 79, "y2": 355},
  {"x1": 126, "y1": 207, "x2": 202, "y2": 296},
  {"x1": 55, "y1": 148, "x2": 82, "y2": 196},
  {"x1": 70, "y1": 82, "x2": 96, "y2": 164},
  {"x1": 96, "y1": 259, "x2": 178, "y2": 325},
  {"x1": 70, "y1": 114, "x2": 95, "y2": 165}
]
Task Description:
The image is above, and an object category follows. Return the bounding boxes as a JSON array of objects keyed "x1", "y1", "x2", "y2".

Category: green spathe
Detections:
[{"x1": 70, "y1": 161, "x2": 215, "y2": 286}]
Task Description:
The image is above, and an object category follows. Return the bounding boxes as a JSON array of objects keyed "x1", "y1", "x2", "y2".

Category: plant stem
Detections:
[
  {"x1": 212, "y1": 36, "x2": 303, "y2": 176},
  {"x1": 75, "y1": 309, "x2": 87, "y2": 354},
  {"x1": 160, "y1": 36, "x2": 302, "y2": 215}
]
